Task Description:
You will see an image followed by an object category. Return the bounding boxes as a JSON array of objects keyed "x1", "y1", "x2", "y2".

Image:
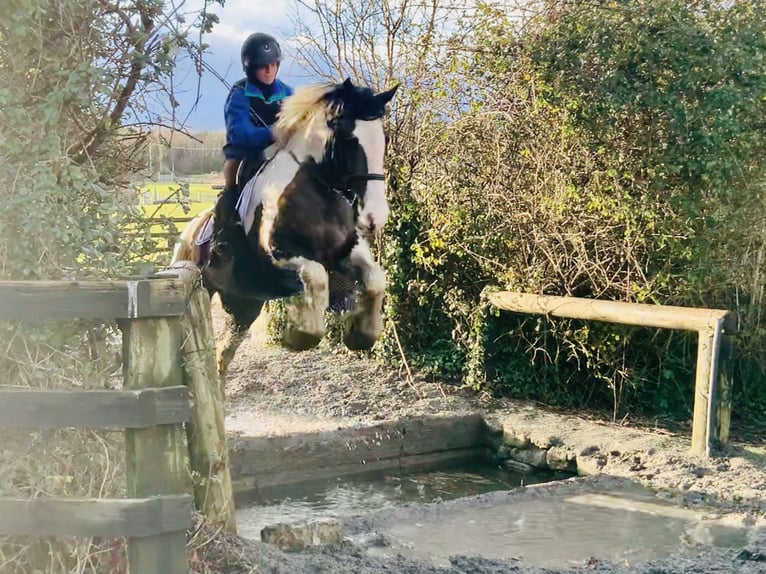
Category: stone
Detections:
[
  {"x1": 546, "y1": 446, "x2": 576, "y2": 471},
  {"x1": 509, "y1": 446, "x2": 549, "y2": 468},
  {"x1": 261, "y1": 519, "x2": 343, "y2": 551},
  {"x1": 536, "y1": 435, "x2": 563, "y2": 449},
  {"x1": 692, "y1": 467, "x2": 709, "y2": 478},
  {"x1": 496, "y1": 444, "x2": 510, "y2": 459},
  {"x1": 482, "y1": 417, "x2": 504, "y2": 437},
  {"x1": 503, "y1": 427, "x2": 531, "y2": 449},
  {"x1": 503, "y1": 458, "x2": 535, "y2": 473},
  {"x1": 576, "y1": 453, "x2": 607, "y2": 476}
]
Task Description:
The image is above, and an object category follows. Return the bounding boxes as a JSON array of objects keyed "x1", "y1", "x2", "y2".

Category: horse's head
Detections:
[
  {"x1": 322, "y1": 78, "x2": 397, "y2": 235},
  {"x1": 273, "y1": 78, "x2": 397, "y2": 235}
]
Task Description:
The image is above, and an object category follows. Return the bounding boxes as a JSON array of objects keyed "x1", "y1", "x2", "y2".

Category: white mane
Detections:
[{"x1": 273, "y1": 83, "x2": 338, "y2": 147}]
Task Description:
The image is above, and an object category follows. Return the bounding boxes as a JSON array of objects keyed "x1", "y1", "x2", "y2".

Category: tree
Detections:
[
  {"x1": 0, "y1": 0, "x2": 221, "y2": 279},
  {"x1": 290, "y1": 0, "x2": 766, "y2": 423}
]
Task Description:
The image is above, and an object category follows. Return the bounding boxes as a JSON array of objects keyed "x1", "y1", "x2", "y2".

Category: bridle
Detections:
[{"x1": 286, "y1": 121, "x2": 385, "y2": 207}]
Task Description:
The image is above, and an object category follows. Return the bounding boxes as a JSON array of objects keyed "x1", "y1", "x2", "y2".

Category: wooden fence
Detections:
[
  {"x1": 0, "y1": 270, "x2": 234, "y2": 573},
  {"x1": 489, "y1": 291, "x2": 737, "y2": 457}
]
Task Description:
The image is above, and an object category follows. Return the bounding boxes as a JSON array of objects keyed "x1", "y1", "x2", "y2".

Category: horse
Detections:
[{"x1": 172, "y1": 78, "x2": 398, "y2": 377}]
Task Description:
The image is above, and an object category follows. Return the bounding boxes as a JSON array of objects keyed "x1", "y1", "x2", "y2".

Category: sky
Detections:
[{"x1": 170, "y1": 0, "x2": 311, "y2": 132}]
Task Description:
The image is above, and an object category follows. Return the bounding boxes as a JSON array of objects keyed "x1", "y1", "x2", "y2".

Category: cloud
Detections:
[
  {"x1": 206, "y1": 0, "x2": 295, "y2": 40},
  {"x1": 168, "y1": 0, "x2": 314, "y2": 131}
]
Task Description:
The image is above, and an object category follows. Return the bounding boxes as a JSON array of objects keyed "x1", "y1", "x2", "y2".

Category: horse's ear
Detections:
[
  {"x1": 343, "y1": 77, "x2": 354, "y2": 91},
  {"x1": 375, "y1": 84, "x2": 399, "y2": 106}
]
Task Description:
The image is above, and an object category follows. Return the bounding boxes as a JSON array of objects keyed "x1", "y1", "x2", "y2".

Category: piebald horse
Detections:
[{"x1": 172, "y1": 79, "x2": 397, "y2": 376}]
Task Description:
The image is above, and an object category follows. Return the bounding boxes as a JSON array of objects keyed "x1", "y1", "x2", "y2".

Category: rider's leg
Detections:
[{"x1": 215, "y1": 159, "x2": 242, "y2": 228}]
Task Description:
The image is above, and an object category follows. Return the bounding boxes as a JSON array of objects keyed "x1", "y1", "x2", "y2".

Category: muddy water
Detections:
[
  {"x1": 235, "y1": 461, "x2": 560, "y2": 540},
  {"x1": 237, "y1": 465, "x2": 748, "y2": 568},
  {"x1": 360, "y1": 487, "x2": 748, "y2": 569}
]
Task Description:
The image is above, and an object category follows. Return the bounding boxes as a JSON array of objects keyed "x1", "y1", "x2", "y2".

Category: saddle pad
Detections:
[{"x1": 195, "y1": 176, "x2": 261, "y2": 246}]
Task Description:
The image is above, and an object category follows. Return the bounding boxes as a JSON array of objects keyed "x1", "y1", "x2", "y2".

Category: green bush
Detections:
[{"x1": 381, "y1": 0, "x2": 766, "y2": 426}]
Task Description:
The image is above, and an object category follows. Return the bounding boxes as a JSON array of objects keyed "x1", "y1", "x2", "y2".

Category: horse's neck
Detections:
[
  {"x1": 281, "y1": 128, "x2": 328, "y2": 164},
  {"x1": 241, "y1": 130, "x2": 328, "y2": 234}
]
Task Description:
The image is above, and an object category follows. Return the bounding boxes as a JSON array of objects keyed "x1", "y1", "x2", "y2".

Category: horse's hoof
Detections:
[
  {"x1": 343, "y1": 329, "x2": 377, "y2": 351},
  {"x1": 283, "y1": 328, "x2": 323, "y2": 351}
]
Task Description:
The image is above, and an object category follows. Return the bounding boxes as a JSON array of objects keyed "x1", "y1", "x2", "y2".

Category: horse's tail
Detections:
[{"x1": 171, "y1": 208, "x2": 214, "y2": 264}]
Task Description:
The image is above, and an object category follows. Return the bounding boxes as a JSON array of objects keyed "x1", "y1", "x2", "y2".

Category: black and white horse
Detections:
[{"x1": 172, "y1": 79, "x2": 397, "y2": 376}]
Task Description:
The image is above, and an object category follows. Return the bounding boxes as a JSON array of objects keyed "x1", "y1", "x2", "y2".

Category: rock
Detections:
[
  {"x1": 576, "y1": 453, "x2": 607, "y2": 476},
  {"x1": 737, "y1": 549, "x2": 766, "y2": 562},
  {"x1": 482, "y1": 418, "x2": 504, "y2": 437},
  {"x1": 579, "y1": 445, "x2": 600, "y2": 457},
  {"x1": 503, "y1": 458, "x2": 535, "y2": 473},
  {"x1": 261, "y1": 519, "x2": 343, "y2": 551},
  {"x1": 533, "y1": 435, "x2": 562, "y2": 449},
  {"x1": 503, "y1": 427, "x2": 531, "y2": 449},
  {"x1": 496, "y1": 444, "x2": 510, "y2": 459},
  {"x1": 693, "y1": 467, "x2": 709, "y2": 478},
  {"x1": 546, "y1": 446, "x2": 576, "y2": 471},
  {"x1": 509, "y1": 446, "x2": 548, "y2": 469}
]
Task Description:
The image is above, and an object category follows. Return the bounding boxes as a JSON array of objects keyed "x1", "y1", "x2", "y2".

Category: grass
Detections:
[
  {"x1": 139, "y1": 181, "x2": 220, "y2": 205},
  {"x1": 139, "y1": 201, "x2": 213, "y2": 221},
  {"x1": 131, "y1": 181, "x2": 218, "y2": 255}
]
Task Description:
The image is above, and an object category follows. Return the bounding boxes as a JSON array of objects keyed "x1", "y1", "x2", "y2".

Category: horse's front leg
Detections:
[
  {"x1": 276, "y1": 257, "x2": 329, "y2": 350},
  {"x1": 341, "y1": 237, "x2": 386, "y2": 351},
  {"x1": 217, "y1": 294, "x2": 265, "y2": 380}
]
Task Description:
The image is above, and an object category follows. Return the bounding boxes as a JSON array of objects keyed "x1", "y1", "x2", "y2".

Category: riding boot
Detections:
[{"x1": 211, "y1": 186, "x2": 241, "y2": 262}]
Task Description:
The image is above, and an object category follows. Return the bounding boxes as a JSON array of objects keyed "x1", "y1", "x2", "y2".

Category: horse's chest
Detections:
[{"x1": 269, "y1": 180, "x2": 356, "y2": 262}]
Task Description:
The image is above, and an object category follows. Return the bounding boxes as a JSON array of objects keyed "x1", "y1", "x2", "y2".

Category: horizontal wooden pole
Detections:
[
  {"x1": 489, "y1": 292, "x2": 736, "y2": 333},
  {"x1": 0, "y1": 278, "x2": 186, "y2": 321},
  {"x1": 0, "y1": 386, "x2": 190, "y2": 429},
  {"x1": 0, "y1": 494, "x2": 192, "y2": 538}
]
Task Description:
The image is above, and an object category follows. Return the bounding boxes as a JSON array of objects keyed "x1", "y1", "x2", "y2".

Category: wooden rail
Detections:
[
  {"x1": 0, "y1": 279, "x2": 186, "y2": 320},
  {"x1": 0, "y1": 274, "x2": 235, "y2": 572},
  {"x1": 0, "y1": 387, "x2": 190, "y2": 429},
  {"x1": 489, "y1": 291, "x2": 736, "y2": 457},
  {"x1": 0, "y1": 495, "x2": 190, "y2": 538}
]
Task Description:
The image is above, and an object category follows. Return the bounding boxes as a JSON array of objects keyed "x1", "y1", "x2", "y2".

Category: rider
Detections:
[{"x1": 213, "y1": 32, "x2": 293, "y2": 259}]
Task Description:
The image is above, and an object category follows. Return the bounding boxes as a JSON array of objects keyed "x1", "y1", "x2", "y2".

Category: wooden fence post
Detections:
[
  {"x1": 714, "y1": 333, "x2": 734, "y2": 446},
  {"x1": 159, "y1": 262, "x2": 236, "y2": 533},
  {"x1": 122, "y1": 315, "x2": 189, "y2": 574}
]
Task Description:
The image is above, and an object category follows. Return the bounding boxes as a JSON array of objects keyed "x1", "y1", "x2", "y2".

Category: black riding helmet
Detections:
[{"x1": 241, "y1": 32, "x2": 283, "y2": 73}]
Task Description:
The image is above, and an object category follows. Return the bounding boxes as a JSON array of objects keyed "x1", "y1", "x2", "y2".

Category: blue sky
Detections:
[{"x1": 172, "y1": 0, "x2": 310, "y2": 132}]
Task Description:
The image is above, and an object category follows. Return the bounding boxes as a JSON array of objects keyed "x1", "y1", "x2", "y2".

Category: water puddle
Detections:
[
  {"x1": 235, "y1": 461, "x2": 562, "y2": 540},
  {"x1": 236, "y1": 462, "x2": 748, "y2": 568},
  {"x1": 359, "y1": 486, "x2": 748, "y2": 569}
]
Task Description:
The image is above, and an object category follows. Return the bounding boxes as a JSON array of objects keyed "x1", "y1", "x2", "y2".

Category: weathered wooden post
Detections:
[
  {"x1": 158, "y1": 262, "x2": 237, "y2": 533},
  {"x1": 121, "y1": 284, "x2": 189, "y2": 574},
  {"x1": 715, "y1": 334, "x2": 734, "y2": 445}
]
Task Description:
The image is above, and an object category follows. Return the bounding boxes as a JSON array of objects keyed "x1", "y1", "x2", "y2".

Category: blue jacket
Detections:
[{"x1": 223, "y1": 78, "x2": 293, "y2": 161}]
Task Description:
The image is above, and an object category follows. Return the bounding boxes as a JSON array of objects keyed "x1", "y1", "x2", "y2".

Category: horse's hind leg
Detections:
[
  {"x1": 217, "y1": 294, "x2": 264, "y2": 379},
  {"x1": 341, "y1": 238, "x2": 385, "y2": 351},
  {"x1": 277, "y1": 258, "x2": 328, "y2": 351}
]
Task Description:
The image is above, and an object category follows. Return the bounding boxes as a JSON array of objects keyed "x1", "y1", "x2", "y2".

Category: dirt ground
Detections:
[{"x1": 207, "y1": 300, "x2": 766, "y2": 574}]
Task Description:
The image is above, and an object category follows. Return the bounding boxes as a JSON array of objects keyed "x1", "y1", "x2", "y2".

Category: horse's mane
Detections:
[{"x1": 273, "y1": 83, "x2": 338, "y2": 146}]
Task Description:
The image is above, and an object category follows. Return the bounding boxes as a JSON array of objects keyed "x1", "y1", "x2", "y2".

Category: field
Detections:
[
  {"x1": 134, "y1": 182, "x2": 218, "y2": 254},
  {"x1": 139, "y1": 181, "x2": 220, "y2": 208}
]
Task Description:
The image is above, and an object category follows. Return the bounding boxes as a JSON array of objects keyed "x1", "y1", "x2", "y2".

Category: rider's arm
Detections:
[{"x1": 224, "y1": 85, "x2": 274, "y2": 156}]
